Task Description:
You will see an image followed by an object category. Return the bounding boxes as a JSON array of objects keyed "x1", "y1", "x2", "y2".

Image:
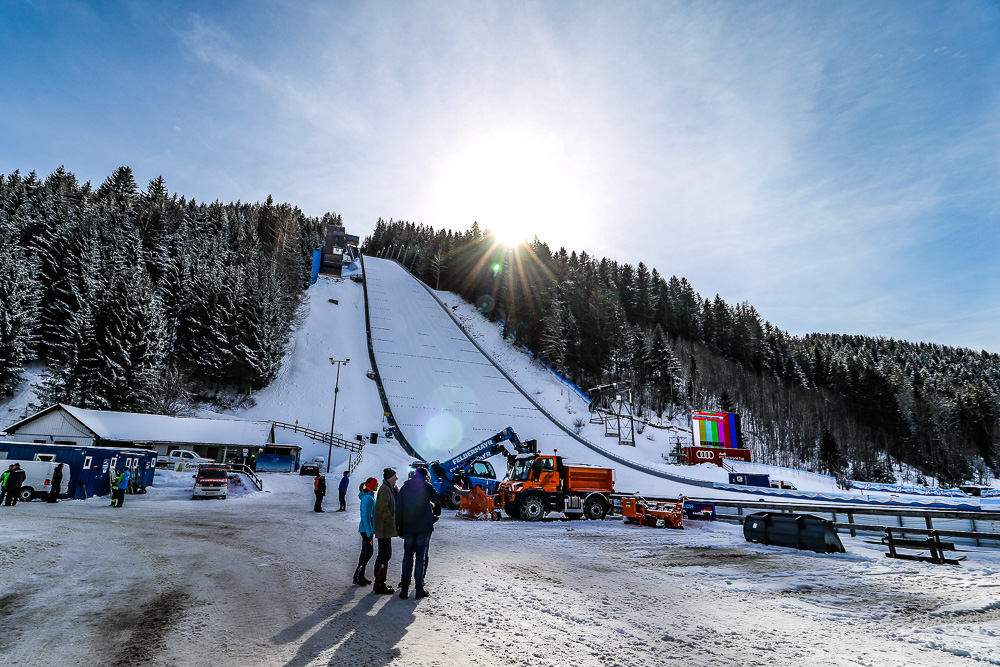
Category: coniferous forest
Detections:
[
  {"x1": 0, "y1": 167, "x2": 322, "y2": 413},
  {"x1": 363, "y1": 218, "x2": 1000, "y2": 487},
  {"x1": 2, "y1": 168, "x2": 998, "y2": 487}
]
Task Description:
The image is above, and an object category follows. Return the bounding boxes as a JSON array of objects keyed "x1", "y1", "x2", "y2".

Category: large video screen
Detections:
[{"x1": 691, "y1": 410, "x2": 742, "y2": 448}]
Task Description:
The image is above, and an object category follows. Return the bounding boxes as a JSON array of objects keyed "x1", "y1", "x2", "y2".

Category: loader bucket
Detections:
[{"x1": 456, "y1": 485, "x2": 494, "y2": 521}]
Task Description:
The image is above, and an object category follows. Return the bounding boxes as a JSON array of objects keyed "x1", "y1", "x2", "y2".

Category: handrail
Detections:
[
  {"x1": 227, "y1": 463, "x2": 263, "y2": 491},
  {"x1": 271, "y1": 421, "x2": 364, "y2": 454}
]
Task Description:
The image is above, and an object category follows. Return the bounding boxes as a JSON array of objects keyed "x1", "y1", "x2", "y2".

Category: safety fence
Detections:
[{"x1": 689, "y1": 497, "x2": 1000, "y2": 549}]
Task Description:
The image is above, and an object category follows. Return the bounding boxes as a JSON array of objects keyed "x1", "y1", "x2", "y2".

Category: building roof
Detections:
[{"x1": 4, "y1": 404, "x2": 272, "y2": 447}]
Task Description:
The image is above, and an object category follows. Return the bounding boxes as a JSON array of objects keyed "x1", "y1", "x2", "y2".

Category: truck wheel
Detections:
[
  {"x1": 446, "y1": 488, "x2": 462, "y2": 510},
  {"x1": 18, "y1": 487, "x2": 34, "y2": 502},
  {"x1": 583, "y1": 496, "x2": 607, "y2": 520},
  {"x1": 519, "y1": 494, "x2": 546, "y2": 521}
]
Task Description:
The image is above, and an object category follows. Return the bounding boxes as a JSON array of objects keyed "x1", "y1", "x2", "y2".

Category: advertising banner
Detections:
[
  {"x1": 683, "y1": 446, "x2": 751, "y2": 466},
  {"x1": 683, "y1": 501, "x2": 717, "y2": 521}
]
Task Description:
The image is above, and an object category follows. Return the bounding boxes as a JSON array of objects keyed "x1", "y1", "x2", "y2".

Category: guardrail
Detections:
[
  {"x1": 688, "y1": 497, "x2": 1000, "y2": 548},
  {"x1": 271, "y1": 421, "x2": 364, "y2": 454},
  {"x1": 226, "y1": 463, "x2": 263, "y2": 491}
]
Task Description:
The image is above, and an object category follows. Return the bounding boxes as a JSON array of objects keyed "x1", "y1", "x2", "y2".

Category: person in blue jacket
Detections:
[
  {"x1": 337, "y1": 470, "x2": 350, "y2": 511},
  {"x1": 110, "y1": 466, "x2": 130, "y2": 508},
  {"x1": 353, "y1": 477, "x2": 377, "y2": 586}
]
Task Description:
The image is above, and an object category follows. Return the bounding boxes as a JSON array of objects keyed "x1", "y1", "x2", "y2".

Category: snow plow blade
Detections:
[
  {"x1": 456, "y1": 486, "x2": 495, "y2": 520},
  {"x1": 620, "y1": 495, "x2": 685, "y2": 529}
]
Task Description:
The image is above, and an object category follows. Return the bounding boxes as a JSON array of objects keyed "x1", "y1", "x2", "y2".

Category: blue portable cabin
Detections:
[{"x1": 0, "y1": 441, "x2": 155, "y2": 500}]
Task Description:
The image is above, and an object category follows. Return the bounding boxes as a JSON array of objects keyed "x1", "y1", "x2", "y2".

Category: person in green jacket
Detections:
[
  {"x1": 372, "y1": 468, "x2": 398, "y2": 594},
  {"x1": 0, "y1": 465, "x2": 12, "y2": 505}
]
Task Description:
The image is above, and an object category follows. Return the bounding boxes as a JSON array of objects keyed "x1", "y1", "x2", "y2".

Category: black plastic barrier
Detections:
[{"x1": 743, "y1": 512, "x2": 846, "y2": 554}]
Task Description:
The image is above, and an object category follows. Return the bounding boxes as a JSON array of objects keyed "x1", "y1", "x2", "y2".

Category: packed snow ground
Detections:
[
  {"x1": 3, "y1": 262, "x2": 1000, "y2": 665},
  {"x1": 2, "y1": 458, "x2": 1000, "y2": 666}
]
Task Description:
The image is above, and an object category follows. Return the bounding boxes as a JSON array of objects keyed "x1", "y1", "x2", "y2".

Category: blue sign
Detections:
[{"x1": 683, "y1": 501, "x2": 717, "y2": 521}]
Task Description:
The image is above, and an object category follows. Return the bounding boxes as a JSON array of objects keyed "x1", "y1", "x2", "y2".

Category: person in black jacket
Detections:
[
  {"x1": 4, "y1": 463, "x2": 26, "y2": 506},
  {"x1": 47, "y1": 463, "x2": 64, "y2": 503},
  {"x1": 395, "y1": 466, "x2": 441, "y2": 599},
  {"x1": 313, "y1": 473, "x2": 326, "y2": 512}
]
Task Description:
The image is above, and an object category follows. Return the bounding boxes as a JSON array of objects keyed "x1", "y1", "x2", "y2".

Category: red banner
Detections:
[{"x1": 683, "y1": 446, "x2": 751, "y2": 466}]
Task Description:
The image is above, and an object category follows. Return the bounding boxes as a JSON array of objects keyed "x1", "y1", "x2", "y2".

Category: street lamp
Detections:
[{"x1": 328, "y1": 357, "x2": 350, "y2": 473}]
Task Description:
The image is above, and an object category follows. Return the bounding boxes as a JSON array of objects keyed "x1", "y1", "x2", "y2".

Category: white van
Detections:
[{"x1": 3, "y1": 460, "x2": 63, "y2": 502}]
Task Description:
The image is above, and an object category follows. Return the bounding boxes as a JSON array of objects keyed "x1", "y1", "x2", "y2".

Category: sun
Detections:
[{"x1": 430, "y1": 130, "x2": 588, "y2": 246}]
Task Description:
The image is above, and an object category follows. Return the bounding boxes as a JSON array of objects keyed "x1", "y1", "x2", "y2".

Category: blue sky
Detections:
[{"x1": 2, "y1": 1, "x2": 999, "y2": 352}]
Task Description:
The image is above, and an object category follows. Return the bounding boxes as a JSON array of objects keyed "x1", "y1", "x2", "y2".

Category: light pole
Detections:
[{"x1": 328, "y1": 357, "x2": 350, "y2": 473}]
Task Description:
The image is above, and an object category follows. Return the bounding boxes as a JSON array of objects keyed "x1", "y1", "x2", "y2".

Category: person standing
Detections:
[
  {"x1": 395, "y1": 467, "x2": 441, "y2": 600},
  {"x1": 337, "y1": 470, "x2": 350, "y2": 511},
  {"x1": 4, "y1": 463, "x2": 26, "y2": 506},
  {"x1": 48, "y1": 463, "x2": 64, "y2": 503},
  {"x1": 372, "y1": 467, "x2": 398, "y2": 595},
  {"x1": 110, "y1": 466, "x2": 130, "y2": 508},
  {"x1": 313, "y1": 473, "x2": 326, "y2": 512},
  {"x1": 0, "y1": 464, "x2": 12, "y2": 506},
  {"x1": 353, "y1": 477, "x2": 377, "y2": 586}
]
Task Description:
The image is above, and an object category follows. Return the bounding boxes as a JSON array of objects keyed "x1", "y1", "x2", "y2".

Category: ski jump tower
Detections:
[{"x1": 587, "y1": 381, "x2": 636, "y2": 447}]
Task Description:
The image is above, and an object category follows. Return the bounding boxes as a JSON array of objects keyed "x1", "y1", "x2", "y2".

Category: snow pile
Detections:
[{"x1": 900, "y1": 621, "x2": 1000, "y2": 664}]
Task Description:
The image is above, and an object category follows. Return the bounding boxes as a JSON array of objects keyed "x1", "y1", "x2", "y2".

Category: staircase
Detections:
[{"x1": 270, "y1": 422, "x2": 365, "y2": 454}]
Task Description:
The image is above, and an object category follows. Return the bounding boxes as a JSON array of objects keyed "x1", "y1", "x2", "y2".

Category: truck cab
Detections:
[{"x1": 495, "y1": 453, "x2": 615, "y2": 521}]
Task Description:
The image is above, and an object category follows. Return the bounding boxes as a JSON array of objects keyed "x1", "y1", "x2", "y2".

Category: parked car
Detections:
[
  {"x1": 299, "y1": 463, "x2": 320, "y2": 476},
  {"x1": 161, "y1": 450, "x2": 215, "y2": 469},
  {"x1": 770, "y1": 480, "x2": 797, "y2": 490},
  {"x1": 192, "y1": 465, "x2": 229, "y2": 499}
]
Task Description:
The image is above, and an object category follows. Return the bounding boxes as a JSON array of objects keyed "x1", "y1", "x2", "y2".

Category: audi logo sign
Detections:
[{"x1": 695, "y1": 450, "x2": 715, "y2": 460}]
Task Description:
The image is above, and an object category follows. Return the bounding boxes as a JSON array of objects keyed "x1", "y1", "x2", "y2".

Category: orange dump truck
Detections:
[{"x1": 492, "y1": 452, "x2": 616, "y2": 521}]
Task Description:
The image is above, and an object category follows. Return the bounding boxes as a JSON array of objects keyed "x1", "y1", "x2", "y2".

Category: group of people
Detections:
[
  {"x1": 315, "y1": 465, "x2": 442, "y2": 599},
  {"x1": 1, "y1": 462, "x2": 65, "y2": 506}
]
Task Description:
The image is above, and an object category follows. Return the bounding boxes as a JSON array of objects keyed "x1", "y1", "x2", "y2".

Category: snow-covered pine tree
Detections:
[
  {"x1": 0, "y1": 220, "x2": 41, "y2": 396},
  {"x1": 539, "y1": 288, "x2": 568, "y2": 374}
]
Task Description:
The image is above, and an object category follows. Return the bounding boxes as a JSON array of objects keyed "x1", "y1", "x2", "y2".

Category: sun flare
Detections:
[{"x1": 430, "y1": 130, "x2": 588, "y2": 246}]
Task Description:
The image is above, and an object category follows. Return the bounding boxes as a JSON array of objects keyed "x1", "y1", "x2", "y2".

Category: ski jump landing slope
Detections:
[{"x1": 363, "y1": 257, "x2": 711, "y2": 495}]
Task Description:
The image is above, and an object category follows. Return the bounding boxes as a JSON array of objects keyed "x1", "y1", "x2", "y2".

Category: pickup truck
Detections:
[{"x1": 160, "y1": 450, "x2": 215, "y2": 468}]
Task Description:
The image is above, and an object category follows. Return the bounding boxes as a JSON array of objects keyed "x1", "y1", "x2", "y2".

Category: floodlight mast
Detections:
[{"x1": 328, "y1": 357, "x2": 350, "y2": 473}]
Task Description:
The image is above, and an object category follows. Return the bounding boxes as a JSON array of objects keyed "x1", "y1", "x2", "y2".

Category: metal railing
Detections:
[
  {"x1": 271, "y1": 421, "x2": 364, "y2": 454},
  {"x1": 226, "y1": 463, "x2": 264, "y2": 491},
  {"x1": 689, "y1": 497, "x2": 1000, "y2": 548}
]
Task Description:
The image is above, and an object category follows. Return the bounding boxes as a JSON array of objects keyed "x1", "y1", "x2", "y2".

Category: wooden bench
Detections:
[{"x1": 884, "y1": 529, "x2": 965, "y2": 565}]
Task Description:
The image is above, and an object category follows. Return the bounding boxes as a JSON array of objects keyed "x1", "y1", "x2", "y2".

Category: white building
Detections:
[{"x1": 2, "y1": 404, "x2": 288, "y2": 464}]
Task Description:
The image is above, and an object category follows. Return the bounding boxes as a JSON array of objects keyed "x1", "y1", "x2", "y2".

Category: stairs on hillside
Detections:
[{"x1": 270, "y1": 422, "x2": 365, "y2": 454}]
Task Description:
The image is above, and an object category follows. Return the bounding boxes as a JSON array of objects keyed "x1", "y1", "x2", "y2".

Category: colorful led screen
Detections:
[{"x1": 691, "y1": 411, "x2": 742, "y2": 448}]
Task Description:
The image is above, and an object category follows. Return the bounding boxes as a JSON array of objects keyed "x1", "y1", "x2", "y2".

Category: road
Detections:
[{"x1": 0, "y1": 469, "x2": 995, "y2": 666}]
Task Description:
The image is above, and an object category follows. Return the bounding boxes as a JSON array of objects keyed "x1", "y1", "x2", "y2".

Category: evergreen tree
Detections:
[
  {"x1": 0, "y1": 222, "x2": 41, "y2": 395},
  {"x1": 818, "y1": 428, "x2": 846, "y2": 476},
  {"x1": 539, "y1": 289, "x2": 568, "y2": 373}
]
